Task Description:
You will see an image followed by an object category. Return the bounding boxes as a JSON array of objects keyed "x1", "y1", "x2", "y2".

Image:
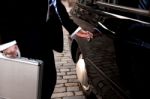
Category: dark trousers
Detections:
[
  {"x1": 40, "y1": 51, "x2": 57, "y2": 99},
  {"x1": 21, "y1": 50, "x2": 57, "y2": 99},
  {"x1": 17, "y1": 28, "x2": 57, "y2": 99}
]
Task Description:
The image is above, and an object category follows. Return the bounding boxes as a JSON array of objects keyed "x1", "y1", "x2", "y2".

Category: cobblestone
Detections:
[
  {"x1": 57, "y1": 79, "x2": 68, "y2": 84},
  {"x1": 54, "y1": 87, "x2": 66, "y2": 93},
  {"x1": 67, "y1": 87, "x2": 79, "y2": 91},
  {"x1": 63, "y1": 75, "x2": 77, "y2": 79},
  {"x1": 52, "y1": 92, "x2": 74, "y2": 98},
  {"x1": 65, "y1": 83, "x2": 79, "y2": 87},
  {"x1": 63, "y1": 96, "x2": 85, "y2": 99}
]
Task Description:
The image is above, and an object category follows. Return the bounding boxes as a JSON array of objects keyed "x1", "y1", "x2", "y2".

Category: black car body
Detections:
[{"x1": 69, "y1": 0, "x2": 150, "y2": 99}]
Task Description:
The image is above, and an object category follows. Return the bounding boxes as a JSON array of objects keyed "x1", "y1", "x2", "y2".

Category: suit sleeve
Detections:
[
  {"x1": 0, "y1": 3, "x2": 17, "y2": 44},
  {"x1": 56, "y1": 0, "x2": 79, "y2": 35},
  {"x1": 0, "y1": 20, "x2": 17, "y2": 44}
]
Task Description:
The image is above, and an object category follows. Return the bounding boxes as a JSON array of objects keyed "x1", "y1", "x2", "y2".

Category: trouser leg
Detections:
[{"x1": 40, "y1": 52, "x2": 57, "y2": 99}]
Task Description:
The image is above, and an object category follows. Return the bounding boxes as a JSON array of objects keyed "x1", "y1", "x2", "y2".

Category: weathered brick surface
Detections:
[{"x1": 52, "y1": 1, "x2": 85, "y2": 98}]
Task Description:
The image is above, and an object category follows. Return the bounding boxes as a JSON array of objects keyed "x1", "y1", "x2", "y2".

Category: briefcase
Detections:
[{"x1": 0, "y1": 53, "x2": 43, "y2": 99}]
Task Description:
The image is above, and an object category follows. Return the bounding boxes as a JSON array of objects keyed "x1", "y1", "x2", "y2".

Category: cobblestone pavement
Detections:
[{"x1": 51, "y1": 1, "x2": 86, "y2": 99}]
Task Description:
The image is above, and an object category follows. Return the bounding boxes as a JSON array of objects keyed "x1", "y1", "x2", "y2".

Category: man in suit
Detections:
[{"x1": 0, "y1": 0, "x2": 93, "y2": 98}]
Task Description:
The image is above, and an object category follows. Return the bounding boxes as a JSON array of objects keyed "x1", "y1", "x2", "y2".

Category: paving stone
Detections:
[
  {"x1": 57, "y1": 72, "x2": 66, "y2": 76},
  {"x1": 57, "y1": 79, "x2": 68, "y2": 84},
  {"x1": 67, "y1": 71, "x2": 76, "y2": 75},
  {"x1": 65, "y1": 83, "x2": 79, "y2": 87},
  {"x1": 63, "y1": 96, "x2": 86, "y2": 99},
  {"x1": 52, "y1": 92, "x2": 74, "y2": 98},
  {"x1": 55, "y1": 84, "x2": 64, "y2": 88},
  {"x1": 57, "y1": 76, "x2": 63, "y2": 80},
  {"x1": 74, "y1": 91, "x2": 84, "y2": 96},
  {"x1": 67, "y1": 86, "x2": 79, "y2": 91},
  {"x1": 60, "y1": 69, "x2": 70, "y2": 72},
  {"x1": 63, "y1": 75, "x2": 77, "y2": 79},
  {"x1": 54, "y1": 87, "x2": 66, "y2": 93}
]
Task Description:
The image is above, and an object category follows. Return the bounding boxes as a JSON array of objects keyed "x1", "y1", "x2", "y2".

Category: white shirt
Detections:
[{"x1": 0, "y1": 40, "x2": 17, "y2": 51}]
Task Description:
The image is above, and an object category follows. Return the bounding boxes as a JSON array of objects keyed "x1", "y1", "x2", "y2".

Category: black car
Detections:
[{"x1": 69, "y1": 0, "x2": 150, "y2": 99}]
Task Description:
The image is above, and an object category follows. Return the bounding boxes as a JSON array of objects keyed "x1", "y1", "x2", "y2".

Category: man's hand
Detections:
[
  {"x1": 3, "y1": 44, "x2": 19, "y2": 58},
  {"x1": 76, "y1": 29, "x2": 93, "y2": 41}
]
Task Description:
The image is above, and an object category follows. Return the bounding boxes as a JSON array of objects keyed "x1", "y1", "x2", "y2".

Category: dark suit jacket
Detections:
[{"x1": 0, "y1": 0, "x2": 78, "y2": 56}]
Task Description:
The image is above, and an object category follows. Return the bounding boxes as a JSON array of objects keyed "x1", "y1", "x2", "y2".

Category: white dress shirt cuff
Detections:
[
  {"x1": 71, "y1": 27, "x2": 82, "y2": 39},
  {"x1": 0, "y1": 40, "x2": 17, "y2": 51}
]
